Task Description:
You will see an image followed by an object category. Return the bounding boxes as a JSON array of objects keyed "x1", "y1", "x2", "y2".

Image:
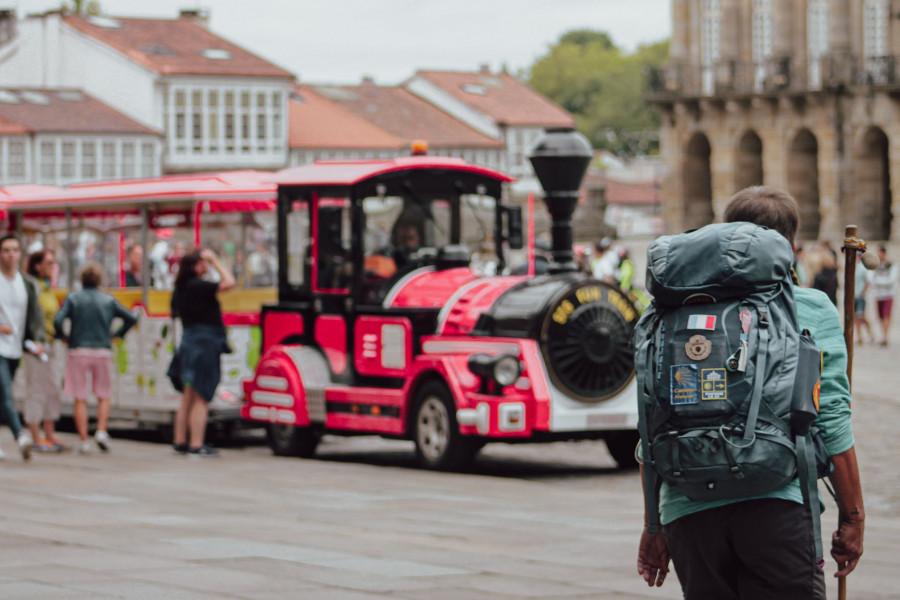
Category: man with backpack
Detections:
[{"x1": 635, "y1": 186, "x2": 864, "y2": 599}]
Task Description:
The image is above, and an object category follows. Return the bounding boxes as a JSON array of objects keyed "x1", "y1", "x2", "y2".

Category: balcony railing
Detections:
[{"x1": 645, "y1": 54, "x2": 900, "y2": 99}]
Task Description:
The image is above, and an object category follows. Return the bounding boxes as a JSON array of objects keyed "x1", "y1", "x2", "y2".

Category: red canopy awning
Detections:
[{"x1": 274, "y1": 156, "x2": 515, "y2": 186}]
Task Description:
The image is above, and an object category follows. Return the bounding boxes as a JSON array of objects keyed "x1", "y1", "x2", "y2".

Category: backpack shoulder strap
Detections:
[
  {"x1": 636, "y1": 310, "x2": 662, "y2": 535},
  {"x1": 796, "y1": 433, "x2": 824, "y2": 563}
]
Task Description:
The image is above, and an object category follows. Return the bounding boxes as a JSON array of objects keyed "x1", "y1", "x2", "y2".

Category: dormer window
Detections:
[
  {"x1": 202, "y1": 48, "x2": 233, "y2": 60},
  {"x1": 86, "y1": 16, "x2": 122, "y2": 29},
  {"x1": 20, "y1": 90, "x2": 49, "y2": 105},
  {"x1": 0, "y1": 89, "x2": 20, "y2": 103},
  {"x1": 462, "y1": 83, "x2": 487, "y2": 95}
]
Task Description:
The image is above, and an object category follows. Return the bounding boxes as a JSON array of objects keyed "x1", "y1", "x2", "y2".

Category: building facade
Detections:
[
  {"x1": 0, "y1": 88, "x2": 160, "y2": 185},
  {"x1": 652, "y1": 0, "x2": 900, "y2": 242},
  {"x1": 405, "y1": 68, "x2": 576, "y2": 197},
  {"x1": 0, "y1": 10, "x2": 293, "y2": 176}
]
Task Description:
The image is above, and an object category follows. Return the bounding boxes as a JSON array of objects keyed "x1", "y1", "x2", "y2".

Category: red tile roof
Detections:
[
  {"x1": 584, "y1": 173, "x2": 661, "y2": 206},
  {"x1": 63, "y1": 14, "x2": 294, "y2": 78},
  {"x1": 289, "y1": 86, "x2": 405, "y2": 150},
  {"x1": 313, "y1": 81, "x2": 502, "y2": 149},
  {"x1": 0, "y1": 113, "x2": 28, "y2": 134},
  {"x1": 412, "y1": 69, "x2": 575, "y2": 128},
  {"x1": 0, "y1": 89, "x2": 158, "y2": 134}
]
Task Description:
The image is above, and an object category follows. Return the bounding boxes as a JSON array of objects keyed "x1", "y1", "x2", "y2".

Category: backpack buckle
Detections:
[{"x1": 757, "y1": 309, "x2": 769, "y2": 327}]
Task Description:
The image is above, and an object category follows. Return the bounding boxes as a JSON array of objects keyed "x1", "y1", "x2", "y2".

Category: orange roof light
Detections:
[{"x1": 410, "y1": 140, "x2": 429, "y2": 155}]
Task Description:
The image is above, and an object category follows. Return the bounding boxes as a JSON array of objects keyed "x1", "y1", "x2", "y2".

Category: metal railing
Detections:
[{"x1": 645, "y1": 54, "x2": 900, "y2": 98}]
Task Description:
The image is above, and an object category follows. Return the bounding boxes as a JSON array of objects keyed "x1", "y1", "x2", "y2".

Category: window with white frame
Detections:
[
  {"x1": 165, "y1": 83, "x2": 286, "y2": 164},
  {"x1": 82, "y1": 141, "x2": 96, "y2": 179},
  {"x1": 8, "y1": 139, "x2": 26, "y2": 180},
  {"x1": 39, "y1": 141, "x2": 56, "y2": 181},
  {"x1": 121, "y1": 142, "x2": 135, "y2": 178},
  {"x1": 808, "y1": 0, "x2": 829, "y2": 89},
  {"x1": 61, "y1": 141, "x2": 76, "y2": 179},
  {"x1": 863, "y1": 0, "x2": 891, "y2": 83},
  {"x1": 101, "y1": 141, "x2": 116, "y2": 178},
  {"x1": 752, "y1": 0, "x2": 774, "y2": 91},
  {"x1": 701, "y1": 0, "x2": 722, "y2": 95},
  {"x1": 141, "y1": 142, "x2": 155, "y2": 177}
]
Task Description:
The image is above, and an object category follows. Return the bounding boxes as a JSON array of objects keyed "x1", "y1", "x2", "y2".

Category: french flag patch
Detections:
[{"x1": 687, "y1": 314, "x2": 716, "y2": 330}]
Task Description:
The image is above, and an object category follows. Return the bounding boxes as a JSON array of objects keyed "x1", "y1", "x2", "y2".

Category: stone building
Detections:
[{"x1": 650, "y1": 0, "x2": 899, "y2": 242}]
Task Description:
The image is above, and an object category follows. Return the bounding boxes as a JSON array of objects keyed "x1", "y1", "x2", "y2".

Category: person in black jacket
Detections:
[{"x1": 168, "y1": 249, "x2": 235, "y2": 457}]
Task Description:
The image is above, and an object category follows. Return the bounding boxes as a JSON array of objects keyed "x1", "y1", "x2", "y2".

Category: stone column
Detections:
[{"x1": 670, "y1": 0, "x2": 690, "y2": 61}]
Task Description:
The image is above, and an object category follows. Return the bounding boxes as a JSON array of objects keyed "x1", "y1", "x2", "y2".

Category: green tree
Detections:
[
  {"x1": 529, "y1": 31, "x2": 668, "y2": 157},
  {"x1": 63, "y1": 0, "x2": 101, "y2": 15}
]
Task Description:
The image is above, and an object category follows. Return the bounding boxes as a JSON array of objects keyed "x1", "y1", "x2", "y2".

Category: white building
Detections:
[
  {"x1": 405, "y1": 68, "x2": 576, "y2": 196},
  {"x1": 0, "y1": 87, "x2": 160, "y2": 185},
  {"x1": 0, "y1": 10, "x2": 294, "y2": 174}
]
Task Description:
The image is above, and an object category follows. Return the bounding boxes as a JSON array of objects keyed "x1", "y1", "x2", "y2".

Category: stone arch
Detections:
[
  {"x1": 853, "y1": 126, "x2": 892, "y2": 241},
  {"x1": 787, "y1": 129, "x2": 820, "y2": 241},
  {"x1": 683, "y1": 132, "x2": 714, "y2": 229},
  {"x1": 735, "y1": 130, "x2": 764, "y2": 192}
]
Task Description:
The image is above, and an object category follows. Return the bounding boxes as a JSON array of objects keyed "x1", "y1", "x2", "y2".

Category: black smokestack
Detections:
[{"x1": 528, "y1": 128, "x2": 593, "y2": 273}]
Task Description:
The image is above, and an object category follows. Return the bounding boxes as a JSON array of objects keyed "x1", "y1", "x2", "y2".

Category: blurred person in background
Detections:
[
  {"x1": 854, "y1": 254, "x2": 874, "y2": 345},
  {"x1": 812, "y1": 249, "x2": 839, "y2": 306},
  {"x1": 24, "y1": 249, "x2": 68, "y2": 452},
  {"x1": 869, "y1": 246, "x2": 899, "y2": 346},
  {"x1": 54, "y1": 262, "x2": 137, "y2": 454}
]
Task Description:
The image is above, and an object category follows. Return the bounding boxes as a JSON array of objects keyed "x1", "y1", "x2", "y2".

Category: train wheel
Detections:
[
  {"x1": 605, "y1": 431, "x2": 640, "y2": 469},
  {"x1": 267, "y1": 423, "x2": 319, "y2": 458},
  {"x1": 413, "y1": 381, "x2": 478, "y2": 471}
]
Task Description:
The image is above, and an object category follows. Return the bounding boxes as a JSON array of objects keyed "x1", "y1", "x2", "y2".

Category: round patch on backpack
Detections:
[{"x1": 685, "y1": 334, "x2": 712, "y2": 361}]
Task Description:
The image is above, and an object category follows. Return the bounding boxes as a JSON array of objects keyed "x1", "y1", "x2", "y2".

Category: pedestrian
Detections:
[
  {"x1": 123, "y1": 243, "x2": 152, "y2": 287},
  {"x1": 854, "y1": 254, "x2": 874, "y2": 345},
  {"x1": 24, "y1": 249, "x2": 68, "y2": 452},
  {"x1": 54, "y1": 262, "x2": 137, "y2": 454},
  {"x1": 811, "y1": 248, "x2": 838, "y2": 305},
  {"x1": 869, "y1": 245, "x2": 899, "y2": 346},
  {"x1": 168, "y1": 249, "x2": 235, "y2": 457},
  {"x1": 0, "y1": 234, "x2": 41, "y2": 460},
  {"x1": 637, "y1": 186, "x2": 864, "y2": 599}
]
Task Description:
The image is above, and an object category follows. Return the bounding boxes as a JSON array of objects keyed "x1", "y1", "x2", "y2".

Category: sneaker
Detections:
[
  {"x1": 79, "y1": 440, "x2": 92, "y2": 454},
  {"x1": 187, "y1": 444, "x2": 220, "y2": 458},
  {"x1": 94, "y1": 430, "x2": 110, "y2": 453},
  {"x1": 35, "y1": 440, "x2": 62, "y2": 453},
  {"x1": 172, "y1": 443, "x2": 189, "y2": 455},
  {"x1": 17, "y1": 433, "x2": 33, "y2": 461}
]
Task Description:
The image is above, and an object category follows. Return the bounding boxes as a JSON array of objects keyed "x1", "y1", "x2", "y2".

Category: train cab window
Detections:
[
  {"x1": 315, "y1": 198, "x2": 353, "y2": 292},
  {"x1": 285, "y1": 199, "x2": 309, "y2": 288}
]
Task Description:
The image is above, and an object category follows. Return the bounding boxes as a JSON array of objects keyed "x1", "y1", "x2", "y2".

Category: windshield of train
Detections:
[{"x1": 362, "y1": 192, "x2": 497, "y2": 276}]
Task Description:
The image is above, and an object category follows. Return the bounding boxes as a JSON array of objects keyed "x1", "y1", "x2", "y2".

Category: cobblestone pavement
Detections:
[{"x1": 0, "y1": 319, "x2": 896, "y2": 599}]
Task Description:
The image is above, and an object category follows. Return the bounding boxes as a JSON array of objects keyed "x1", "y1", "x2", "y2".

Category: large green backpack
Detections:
[{"x1": 634, "y1": 222, "x2": 827, "y2": 558}]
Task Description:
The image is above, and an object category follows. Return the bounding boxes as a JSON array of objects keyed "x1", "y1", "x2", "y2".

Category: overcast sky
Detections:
[{"x1": 9, "y1": 0, "x2": 671, "y2": 84}]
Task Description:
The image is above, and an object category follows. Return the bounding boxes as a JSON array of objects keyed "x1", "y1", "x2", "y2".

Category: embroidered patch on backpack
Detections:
[
  {"x1": 670, "y1": 364, "x2": 699, "y2": 405},
  {"x1": 687, "y1": 314, "x2": 716, "y2": 330},
  {"x1": 701, "y1": 368, "x2": 727, "y2": 401},
  {"x1": 685, "y1": 334, "x2": 712, "y2": 361}
]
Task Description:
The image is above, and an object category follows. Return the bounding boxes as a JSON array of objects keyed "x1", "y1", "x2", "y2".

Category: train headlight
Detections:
[
  {"x1": 468, "y1": 353, "x2": 521, "y2": 388},
  {"x1": 493, "y1": 355, "x2": 521, "y2": 387}
]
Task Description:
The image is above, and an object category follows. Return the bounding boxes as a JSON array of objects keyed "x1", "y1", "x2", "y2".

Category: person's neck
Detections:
[{"x1": 0, "y1": 265, "x2": 16, "y2": 279}]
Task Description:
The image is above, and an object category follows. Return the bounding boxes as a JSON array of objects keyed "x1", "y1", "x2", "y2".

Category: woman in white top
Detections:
[{"x1": 868, "y1": 246, "x2": 900, "y2": 346}]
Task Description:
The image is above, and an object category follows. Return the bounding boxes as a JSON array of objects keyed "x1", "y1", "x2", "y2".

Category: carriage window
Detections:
[
  {"x1": 286, "y1": 200, "x2": 309, "y2": 288},
  {"x1": 315, "y1": 198, "x2": 352, "y2": 292}
]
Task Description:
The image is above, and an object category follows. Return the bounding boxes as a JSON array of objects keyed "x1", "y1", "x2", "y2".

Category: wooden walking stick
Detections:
[{"x1": 839, "y1": 226, "x2": 879, "y2": 600}]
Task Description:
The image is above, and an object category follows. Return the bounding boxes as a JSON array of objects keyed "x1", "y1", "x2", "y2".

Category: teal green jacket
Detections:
[
  {"x1": 658, "y1": 286, "x2": 854, "y2": 525},
  {"x1": 53, "y1": 288, "x2": 137, "y2": 349}
]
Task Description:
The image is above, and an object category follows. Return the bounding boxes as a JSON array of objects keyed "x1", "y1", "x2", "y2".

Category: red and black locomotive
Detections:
[{"x1": 241, "y1": 128, "x2": 640, "y2": 469}]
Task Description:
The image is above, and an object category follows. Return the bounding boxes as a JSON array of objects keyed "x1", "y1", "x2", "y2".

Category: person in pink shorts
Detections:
[{"x1": 54, "y1": 263, "x2": 137, "y2": 453}]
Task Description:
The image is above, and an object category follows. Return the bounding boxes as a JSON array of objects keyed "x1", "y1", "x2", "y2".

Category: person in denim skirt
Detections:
[
  {"x1": 54, "y1": 262, "x2": 137, "y2": 454},
  {"x1": 168, "y1": 249, "x2": 235, "y2": 457}
]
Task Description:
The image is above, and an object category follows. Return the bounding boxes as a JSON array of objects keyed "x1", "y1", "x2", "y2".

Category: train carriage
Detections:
[{"x1": 242, "y1": 129, "x2": 641, "y2": 469}]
